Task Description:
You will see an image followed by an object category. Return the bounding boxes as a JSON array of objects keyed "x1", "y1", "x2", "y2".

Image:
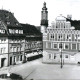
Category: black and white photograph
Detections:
[{"x1": 0, "y1": 0, "x2": 80, "y2": 80}]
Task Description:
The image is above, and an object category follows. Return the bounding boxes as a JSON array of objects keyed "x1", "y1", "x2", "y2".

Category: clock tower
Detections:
[{"x1": 41, "y1": 2, "x2": 48, "y2": 33}]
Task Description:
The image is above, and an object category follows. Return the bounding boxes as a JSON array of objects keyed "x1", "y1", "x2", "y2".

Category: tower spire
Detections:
[{"x1": 40, "y1": 2, "x2": 48, "y2": 33}]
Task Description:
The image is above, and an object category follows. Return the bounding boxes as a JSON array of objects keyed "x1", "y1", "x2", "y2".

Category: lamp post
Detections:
[{"x1": 59, "y1": 43, "x2": 63, "y2": 68}]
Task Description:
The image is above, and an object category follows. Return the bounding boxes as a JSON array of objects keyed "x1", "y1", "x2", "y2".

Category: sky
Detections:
[{"x1": 0, "y1": 0, "x2": 80, "y2": 26}]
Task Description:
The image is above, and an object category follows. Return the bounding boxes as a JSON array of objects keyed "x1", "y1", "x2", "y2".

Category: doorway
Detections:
[
  {"x1": 1, "y1": 58, "x2": 6, "y2": 67},
  {"x1": 10, "y1": 57, "x2": 12, "y2": 65}
]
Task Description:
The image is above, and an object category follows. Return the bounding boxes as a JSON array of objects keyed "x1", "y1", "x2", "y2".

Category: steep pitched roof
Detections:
[
  {"x1": 20, "y1": 23, "x2": 41, "y2": 35},
  {"x1": 0, "y1": 10, "x2": 22, "y2": 27},
  {"x1": 0, "y1": 10, "x2": 24, "y2": 38}
]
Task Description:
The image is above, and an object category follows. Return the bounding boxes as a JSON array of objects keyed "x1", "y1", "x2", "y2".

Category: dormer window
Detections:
[
  {"x1": 15, "y1": 22, "x2": 18, "y2": 25},
  {"x1": 21, "y1": 30, "x2": 23, "y2": 34},
  {"x1": 16, "y1": 23, "x2": 18, "y2": 25},
  {"x1": 7, "y1": 22, "x2": 10, "y2": 24},
  {"x1": 15, "y1": 30, "x2": 18, "y2": 34},
  {"x1": 19, "y1": 30, "x2": 23, "y2": 34},
  {"x1": 1, "y1": 30, "x2": 5, "y2": 34}
]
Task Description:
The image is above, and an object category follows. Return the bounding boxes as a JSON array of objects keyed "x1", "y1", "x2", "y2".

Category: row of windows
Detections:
[
  {"x1": 25, "y1": 43, "x2": 42, "y2": 49},
  {"x1": 9, "y1": 29, "x2": 23, "y2": 34},
  {"x1": 48, "y1": 54, "x2": 72, "y2": 60},
  {"x1": 10, "y1": 46, "x2": 23, "y2": 52},
  {"x1": 9, "y1": 39, "x2": 24, "y2": 43},
  {"x1": 0, "y1": 29, "x2": 5, "y2": 34},
  {"x1": 49, "y1": 34, "x2": 80, "y2": 41},
  {"x1": 0, "y1": 38, "x2": 6, "y2": 43},
  {"x1": 46, "y1": 42, "x2": 77, "y2": 50}
]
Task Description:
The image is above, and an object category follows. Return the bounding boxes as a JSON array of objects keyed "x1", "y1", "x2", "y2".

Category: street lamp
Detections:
[{"x1": 59, "y1": 43, "x2": 63, "y2": 68}]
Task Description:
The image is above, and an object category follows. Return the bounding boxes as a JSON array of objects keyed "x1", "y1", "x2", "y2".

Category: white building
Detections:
[{"x1": 41, "y1": 2, "x2": 80, "y2": 64}]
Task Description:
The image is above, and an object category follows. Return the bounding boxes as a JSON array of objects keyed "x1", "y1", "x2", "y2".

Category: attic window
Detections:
[
  {"x1": 7, "y1": 22, "x2": 10, "y2": 24},
  {"x1": 16, "y1": 23, "x2": 18, "y2": 25},
  {"x1": 1, "y1": 30, "x2": 5, "y2": 34},
  {"x1": 15, "y1": 22, "x2": 18, "y2": 25},
  {"x1": 6, "y1": 16, "x2": 9, "y2": 19}
]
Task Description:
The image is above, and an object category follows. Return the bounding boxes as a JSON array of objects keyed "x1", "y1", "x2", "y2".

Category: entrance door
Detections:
[
  {"x1": 10, "y1": 57, "x2": 12, "y2": 65},
  {"x1": 20, "y1": 55, "x2": 22, "y2": 61},
  {"x1": 1, "y1": 58, "x2": 6, "y2": 67}
]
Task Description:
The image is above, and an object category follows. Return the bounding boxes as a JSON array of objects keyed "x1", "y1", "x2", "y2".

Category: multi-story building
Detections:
[
  {"x1": 0, "y1": 10, "x2": 42, "y2": 68},
  {"x1": 41, "y1": 3, "x2": 80, "y2": 64},
  {"x1": 21, "y1": 23, "x2": 43, "y2": 61},
  {"x1": 0, "y1": 10, "x2": 25, "y2": 67}
]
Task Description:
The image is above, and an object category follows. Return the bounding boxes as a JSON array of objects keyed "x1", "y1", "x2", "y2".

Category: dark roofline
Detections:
[{"x1": 20, "y1": 23, "x2": 42, "y2": 35}]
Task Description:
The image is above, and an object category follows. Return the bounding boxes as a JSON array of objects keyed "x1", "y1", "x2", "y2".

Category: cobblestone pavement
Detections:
[
  {"x1": 26, "y1": 60, "x2": 80, "y2": 80},
  {"x1": 0, "y1": 58, "x2": 80, "y2": 80},
  {"x1": 0, "y1": 58, "x2": 42, "y2": 80}
]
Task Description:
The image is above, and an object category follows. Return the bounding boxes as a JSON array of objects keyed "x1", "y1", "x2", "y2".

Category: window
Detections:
[
  {"x1": 21, "y1": 30, "x2": 23, "y2": 34},
  {"x1": 49, "y1": 54, "x2": 51, "y2": 59},
  {"x1": 46, "y1": 42, "x2": 48, "y2": 48},
  {"x1": 0, "y1": 47, "x2": 5, "y2": 53},
  {"x1": 72, "y1": 44, "x2": 76, "y2": 50},
  {"x1": 17, "y1": 55, "x2": 19, "y2": 61},
  {"x1": 1, "y1": 39, "x2": 3, "y2": 43},
  {"x1": 16, "y1": 23, "x2": 18, "y2": 25},
  {"x1": 7, "y1": 22, "x2": 10, "y2": 24},
  {"x1": 16, "y1": 30, "x2": 18, "y2": 34},
  {"x1": 67, "y1": 35, "x2": 69, "y2": 39},
  {"x1": 58, "y1": 35, "x2": 60, "y2": 39},
  {"x1": 59, "y1": 43, "x2": 62, "y2": 48},
  {"x1": 1, "y1": 30, "x2": 5, "y2": 34},
  {"x1": 78, "y1": 35, "x2": 80, "y2": 40},
  {"x1": 19, "y1": 30, "x2": 21, "y2": 34},
  {"x1": 10, "y1": 47, "x2": 12, "y2": 52},
  {"x1": 12, "y1": 29, "x2": 15, "y2": 34},
  {"x1": 65, "y1": 45, "x2": 68, "y2": 49},
  {"x1": 54, "y1": 54, "x2": 56, "y2": 59},
  {"x1": 74, "y1": 35, "x2": 77, "y2": 40},
  {"x1": 9, "y1": 29, "x2": 12, "y2": 33},
  {"x1": 65, "y1": 55, "x2": 68, "y2": 58},
  {"x1": 65, "y1": 44, "x2": 69, "y2": 49},
  {"x1": 51, "y1": 34, "x2": 53, "y2": 38},
  {"x1": 17, "y1": 47, "x2": 19, "y2": 52},
  {"x1": 13, "y1": 47, "x2": 16, "y2": 52},
  {"x1": 69, "y1": 34, "x2": 71, "y2": 40},
  {"x1": 14, "y1": 56, "x2": 16, "y2": 63},
  {"x1": 53, "y1": 43, "x2": 57, "y2": 49}
]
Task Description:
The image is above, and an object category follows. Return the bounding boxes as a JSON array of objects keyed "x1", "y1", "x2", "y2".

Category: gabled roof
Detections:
[
  {"x1": 0, "y1": 10, "x2": 24, "y2": 38},
  {"x1": 0, "y1": 10, "x2": 22, "y2": 28},
  {"x1": 20, "y1": 23, "x2": 42, "y2": 35}
]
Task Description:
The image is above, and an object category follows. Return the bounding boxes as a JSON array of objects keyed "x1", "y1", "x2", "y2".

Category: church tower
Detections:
[{"x1": 41, "y1": 2, "x2": 48, "y2": 33}]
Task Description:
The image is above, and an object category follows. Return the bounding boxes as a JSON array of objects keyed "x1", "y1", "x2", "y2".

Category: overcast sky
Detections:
[{"x1": 0, "y1": 0, "x2": 80, "y2": 26}]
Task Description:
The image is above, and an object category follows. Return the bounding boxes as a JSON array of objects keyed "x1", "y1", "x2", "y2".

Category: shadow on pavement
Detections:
[{"x1": 0, "y1": 73, "x2": 23, "y2": 80}]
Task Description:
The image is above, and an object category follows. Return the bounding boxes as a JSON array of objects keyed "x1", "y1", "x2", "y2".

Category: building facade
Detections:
[
  {"x1": 41, "y1": 2, "x2": 80, "y2": 64},
  {"x1": 0, "y1": 10, "x2": 42, "y2": 67},
  {"x1": 42, "y1": 14, "x2": 80, "y2": 64},
  {"x1": 21, "y1": 24, "x2": 43, "y2": 61}
]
